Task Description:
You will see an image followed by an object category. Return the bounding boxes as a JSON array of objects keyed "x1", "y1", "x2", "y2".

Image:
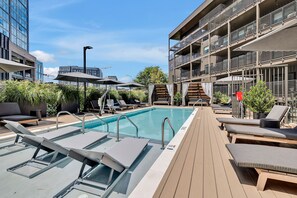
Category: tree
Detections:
[{"x1": 134, "y1": 66, "x2": 168, "y2": 89}]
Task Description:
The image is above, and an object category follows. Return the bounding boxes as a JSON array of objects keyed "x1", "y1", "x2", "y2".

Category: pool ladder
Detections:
[
  {"x1": 56, "y1": 111, "x2": 83, "y2": 130},
  {"x1": 82, "y1": 113, "x2": 109, "y2": 133},
  {"x1": 161, "y1": 117, "x2": 175, "y2": 150},
  {"x1": 193, "y1": 98, "x2": 203, "y2": 110},
  {"x1": 116, "y1": 114, "x2": 138, "y2": 142}
]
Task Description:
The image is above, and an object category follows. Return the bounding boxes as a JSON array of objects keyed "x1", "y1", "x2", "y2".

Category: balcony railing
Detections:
[
  {"x1": 210, "y1": 60, "x2": 228, "y2": 75},
  {"x1": 170, "y1": 28, "x2": 208, "y2": 52},
  {"x1": 230, "y1": 21, "x2": 256, "y2": 44},
  {"x1": 192, "y1": 52, "x2": 201, "y2": 60},
  {"x1": 175, "y1": 54, "x2": 191, "y2": 67},
  {"x1": 260, "y1": 51, "x2": 297, "y2": 64},
  {"x1": 199, "y1": 4, "x2": 226, "y2": 27},
  {"x1": 231, "y1": 52, "x2": 257, "y2": 71},
  {"x1": 259, "y1": 1, "x2": 297, "y2": 32},
  {"x1": 209, "y1": 0, "x2": 256, "y2": 30},
  {"x1": 210, "y1": 35, "x2": 228, "y2": 52},
  {"x1": 181, "y1": 70, "x2": 190, "y2": 81}
]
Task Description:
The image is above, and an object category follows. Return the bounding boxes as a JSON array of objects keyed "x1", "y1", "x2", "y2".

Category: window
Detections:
[{"x1": 203, "y1": 46, "x2": 209, "y2": 54}]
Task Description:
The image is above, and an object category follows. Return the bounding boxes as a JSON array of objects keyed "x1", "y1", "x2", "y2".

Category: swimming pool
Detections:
[{"x1": 83, "y1": 107, "x2": 193, "y2": 141}]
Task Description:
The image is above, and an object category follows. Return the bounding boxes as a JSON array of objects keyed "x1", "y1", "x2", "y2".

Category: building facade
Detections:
[
  {"x1": 35, "y1": 60, "x2": 44, "y2": 82},
  {"x1": 0, "y1": 0, "x2": 36, "y2": 81},
  {"x1": 58, "y1": 66, "x2": 103, "y2": 85},
  {"x1": 169, "y1": 0, "x2": 297, "y2": 101}
]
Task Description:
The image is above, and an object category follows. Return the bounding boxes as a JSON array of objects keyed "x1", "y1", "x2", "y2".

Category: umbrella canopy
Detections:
[
  {"x1": 216, "y1": 76, "x2": 254, "y2": 85},
  {"x1": 236, "y1": 19, "x2": 297, "y2": 51},
  {"x1": 0, "y1": 58, "x2": 33, "y2": 73},
  {"x1": 117, "y1": 82, "x2": 144, "y2": 88},
  {"x1": 54, "y1": 72, "x2": 102, "y2": 82},
  {"x1": 96, "y1": 79, "x2": 124, "y2": 85}
]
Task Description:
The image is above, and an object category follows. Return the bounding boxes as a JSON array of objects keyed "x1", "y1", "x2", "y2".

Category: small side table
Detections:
[{"x1": 30, "y1": 109, "x2": 42, "y2": 121}]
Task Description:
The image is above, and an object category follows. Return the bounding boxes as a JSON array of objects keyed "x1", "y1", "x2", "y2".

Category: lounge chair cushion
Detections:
[
  {"x1": 227, "y1": 144, "x2": 297, "y2": 174},
  {"x1": 217, "y1": 118, "x2": 260, "y2": 125},
  {"x1": 266, "y1": 105, "x2": 289, "y2": 121},
  {"x1": 1, "y1": 115, "x2": 37, "y2": 122},
  {"x1": 226, "y1": 124, "x2": 297, "y2": 140},
  {"x1": 0, "y1": 102, "x2": 22, "y2": 116},
  {"x1": 3, "y1": 120, "x2": 34, "y2": 135},
  {"x1": 41, "y1": 126, "x2": 81, "y2": 140},
  {"x1": 69, "y1": 148, "x2": 103, "y2": 165},
  {"x1": 91, "y1": 100, "x2": 99, "y2": 109}
]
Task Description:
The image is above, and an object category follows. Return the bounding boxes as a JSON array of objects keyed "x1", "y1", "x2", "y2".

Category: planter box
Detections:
[
  {"x1": 59, "y1": 101, "x2": 78, "y2": 113},
  {"x1": 19, "y1": 102, "x2": 47, "y2": 117},
  {"x1": 253, "y1": 112, "x2": 268, "y2": 119}
]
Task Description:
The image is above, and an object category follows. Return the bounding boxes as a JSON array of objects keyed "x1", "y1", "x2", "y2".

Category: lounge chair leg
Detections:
[
  {"x1": 108, "y1": 169, "x2": 115, "y2": 184},
  {"x1": 257, "y1": 172, "x2": 268, "y2": 191},
  {"x1": 220, "y1": 123, "x2": 224, "y2": 130},
  {"x1": 78, "y1": 160, "x2": 87, "y2": 178},
  {"x1": 231, "y1": 136, "x2": 237, "y2": 144},
  {"x1": 32, "y1": 146, "x2": 41, "y2": 159},
  {"x1": 14, "y1": 135, "x2": 20, "y2": 144}
]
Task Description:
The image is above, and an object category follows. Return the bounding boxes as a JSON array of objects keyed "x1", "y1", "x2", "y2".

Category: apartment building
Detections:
[
  {"x1": 169, "y1": 0, "x2": 297, "y2": 102},
  {"x1": 0, "y1": 0, "x2": 36, "y2": 81}
]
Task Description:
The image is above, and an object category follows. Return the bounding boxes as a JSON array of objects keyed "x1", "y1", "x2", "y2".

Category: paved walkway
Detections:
[{"x1": 154, "y1": 107, "x2": 297, "y2": 198}]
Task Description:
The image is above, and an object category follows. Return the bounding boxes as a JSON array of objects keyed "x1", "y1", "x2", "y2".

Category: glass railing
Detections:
[
  {"x1": 192, "y1": 52, "x2": 201, "y2": 60},
  {"x1": 231, "y1": 52, "x2": 257, "y2": 71},
  {"x1": 192, "y1": 68, "x2": 200, "y2": 77},
  {"x1": 170, "y1": 28, "x2": 208, "y2": 52},
  {"x1": 181, "y1": 70, "x2": 190, "y2": 81},
  {"x1": 259, "y1": 1, "x2": 297, "y2": 32},
  {"x1": 175, "y1": 54, "x2": 191, "y2": 67},
  {"x1": 209, "y1": 0, "x2": 256, "y2": 30},
  {"x1": 210, "y1": 60, "x2": 228, "y2": 74},
  {"x1": 230, "y1": 21, "x2": 256, "y2": 44},
  {"x1": 260, "y1": 51, "x2": 297, "y2": 64},
  {"x1": 210, "y1": 35, "x2": 228, "y2": 52},
  {"x1": 199, "y1": 4, "x2": 226, "y2": 27}
]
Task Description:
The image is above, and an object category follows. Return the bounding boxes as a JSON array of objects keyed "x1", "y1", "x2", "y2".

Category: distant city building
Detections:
[
  {"x1": 107, "y1": 76, "x2": 118, "y2": 81},
  {"x1": 0, "y1": 0, "x2": 37, "y2": 81},
  {"x1": 58, "y1": 66, "x2": 103, "y2": 85},
  {"x1": 35, "y1": 60, "x2": 44, "y2": 82}
]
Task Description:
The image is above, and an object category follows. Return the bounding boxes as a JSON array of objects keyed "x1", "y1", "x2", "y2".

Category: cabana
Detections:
[
  {"x1": 149, "y1": 84, "x2": 176, "y2": 106},
  {"x1": 182, "y1": 82, "x2": 212, "y2": 106}
]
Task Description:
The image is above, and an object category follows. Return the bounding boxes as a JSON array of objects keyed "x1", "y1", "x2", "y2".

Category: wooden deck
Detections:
[{"x1": 154, "y1": 107, "x2": 297, "y2": 198}]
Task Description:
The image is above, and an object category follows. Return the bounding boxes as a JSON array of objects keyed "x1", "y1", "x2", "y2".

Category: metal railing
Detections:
[
  {"x1": 199, "y1": 4, "x2": 226, "y2": 27},
  {"x1": 161, "y1": 117, "x2": 175, "y2": 150},
  {"x1": 210, "y1": 35, "x2": 228, "y2": 52},
  {"x1": 192, "y1": 99, "x2": 203, "y2": 109},
  {"x1": 210, "y1": 60, "x2": 228, "y2": 75},
  {"x1": 116, "y1": 114, "x2": 138, "y2": 142},
  {"x1": 56, "y1": 111, "x2": 83, "y2": 130},
  {"x1": 82, "y1": 113, "x2": 109, "y2": 133},
  {"x1": 230, "y1": 21, "x2": 257, "y2": 44},
  {"x1": 259, "y1": 1, "x2": 297, "y2": 32},
  {"x1": 231, "y1": 52, "x2": 257, "y2": 71},
  {"x1": 175, "y1": 54, "x2": 191, "y2": 67},
  {"x1": 260, "y1": 51, "x2": 297, "y2": 65}
]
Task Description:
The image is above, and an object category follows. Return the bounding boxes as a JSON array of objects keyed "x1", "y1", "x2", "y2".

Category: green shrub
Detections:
[
  {"x1": 174, "y1": 92, "x2": 182, "y2": 105},
  {"x1": 243, "y1": 80, "x2": 275, "y2": 113}
]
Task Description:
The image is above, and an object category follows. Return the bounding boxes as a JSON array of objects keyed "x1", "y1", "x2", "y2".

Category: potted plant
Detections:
[
  {"x1": 174, "y1": 92, "x2": 182, "y2": 106},
  {"x1": 243, "y1": 80, "x2": 275, "y2": 119}
]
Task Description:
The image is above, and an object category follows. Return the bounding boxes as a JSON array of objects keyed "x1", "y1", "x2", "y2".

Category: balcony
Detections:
[
  {"x1": 192, "y1": 68, "x2": 204, "y2": 78},
  {"x1": 175, "y1": 54, "x2": 191, "y2": 67},
  {"x1": 259, "y1": 1, "x2": 297, "y2": 32},
  {"x1": 230, "y1": 21, "x2": 257, "y2": 44},
  {"x1": 170, "y1": 28, "x2": 208, "y2": 52},
  {"x1": 231, "y1": 52, "x2": 257, "y2": 71},
  {"x1": 199, "y1": 4, "x2": 226, "y2": 27},
  {"x1": 260, "y1": 51, "x2": 297, "y2": 65},
  {"x1": 210, "y1": 35, "x2": 228, "y2": 52},
  {"x1": 181, "y1": 70, "x2": 190, "y2": 81},
  {"x1": 210, "y1": 60, "x2": 228, "y2": 75},
  {"x1": 192, "y1": 52, "x2": 201, "y2": 60},
  {"x1": 209, "y1": 0, "x2": 256, "y2": 31}
]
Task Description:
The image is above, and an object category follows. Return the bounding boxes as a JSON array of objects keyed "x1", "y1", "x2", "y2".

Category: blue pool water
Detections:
[{"x1": 83, "y1": 108, "x2": 193, "y2": 141}]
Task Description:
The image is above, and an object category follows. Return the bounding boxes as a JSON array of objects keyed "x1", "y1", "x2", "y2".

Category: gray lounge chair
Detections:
[
  {"x1": 153, "y1": 98, "x2": 170, "y2": 105},
  {"x1": 117, "y1": 99, "x2": 137, "y2": 109},
  {"x1": 217, "y1": 105, "x2": 289, "y2": 129},
  {"x1": 55, "y1": 137, "x2": 149, "y2": 198},
  {"x1": 0, "y1": 102, "x2": 38, "y2": 125},
  {"x1": 226, "y1": 124, "x2": 297, "y2": 144},
  {"x1": 227, "y1": 144, "x2": 297, "y2": 191},
  {"x1": 0, "y1": 120, "x2": 82, "y2": 156},
  {"x1": 7, "y1": 131, "x2": 107, "y2": 178}
]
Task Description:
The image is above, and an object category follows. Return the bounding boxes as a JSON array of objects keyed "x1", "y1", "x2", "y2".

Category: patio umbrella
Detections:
[
  {"x1": 215, "y1": 76, "x2": 254, "y2": 85},
  {"x1": 117, "y1": 82, "x2": 144, "y2": 99},
  {"x1": 96, "y1": 78, "x2": 124, "y2": 98},
  {"x1": 54, "y1": 72, "x2": 102, "y2": 113},
  {"x1": 0, "y1": 58, "x2": 33, "y2": 73},
  {"x1": 236, "y1": 19, "x2": 297, "y2": 51}
]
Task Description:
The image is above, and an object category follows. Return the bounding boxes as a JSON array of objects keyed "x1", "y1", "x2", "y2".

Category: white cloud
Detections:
[
  {"x1": 44, "y1": 67, "x2": 59, "y2": 77},
  {"x1": 30, "y1": 50, "x2": 55, "y2": 63},
  {"x1": 119, "y1": 76, "x2": 133, "y2": 83}
]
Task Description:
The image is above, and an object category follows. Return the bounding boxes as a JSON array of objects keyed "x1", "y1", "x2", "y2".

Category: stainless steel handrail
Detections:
[
  {"x1": 56, "y1": 111, "x2": 83, "y2": 129},
  {"x1": 193, "y1": 98, "x2": 203, "y2": 109},
  {"x1": 116, "y1": 114, "x2": 138, "y2": 142},
  {"x1": 161, "y1": 117, "x2": 175, "y2": 150},
  {"x1": 82, "y1": 113, "x2": 109, "y2": 133}
]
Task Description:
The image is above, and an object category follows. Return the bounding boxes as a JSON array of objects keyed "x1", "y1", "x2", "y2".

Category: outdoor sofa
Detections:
[
  {"x1": 0, "y1": 102, "x2": 39, "y2": 125},
  {"x1": 217, "y1": 105, "x2": 289, "y2": 129},
  {"x1": 227, "y1": 144, "x2": 297, "y2": 191}
]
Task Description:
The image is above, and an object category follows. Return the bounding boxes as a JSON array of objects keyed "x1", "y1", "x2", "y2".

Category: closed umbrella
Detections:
[{"x1": 54, "y1": 72, "x2": 102, "y2": 113}]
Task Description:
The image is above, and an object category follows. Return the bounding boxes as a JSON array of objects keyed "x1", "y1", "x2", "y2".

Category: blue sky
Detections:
[{"x1": 29, "y1": 0, "x2": 203, "y2": 82}]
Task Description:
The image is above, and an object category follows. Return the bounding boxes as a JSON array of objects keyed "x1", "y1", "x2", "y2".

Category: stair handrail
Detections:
[{"x1": 161, "y1": 117, "x2": 175, "y2": 149}]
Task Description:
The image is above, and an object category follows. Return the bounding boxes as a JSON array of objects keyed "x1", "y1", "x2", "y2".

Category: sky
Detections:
[{"x1": 29, "y1": 0, "x2": 203, "y2": 82}]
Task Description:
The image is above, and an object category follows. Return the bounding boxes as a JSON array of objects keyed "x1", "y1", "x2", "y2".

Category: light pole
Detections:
[{"x1": 83, "y1": 45, "x2": 93, "y2": 112}]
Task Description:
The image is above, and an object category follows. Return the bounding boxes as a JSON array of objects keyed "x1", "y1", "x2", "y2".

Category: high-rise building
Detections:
[
  {"x1": 0, "y1": 0, "x2": 36, "y2": 81},
  {"x1": 169, "y1": 0, "x2": 297, "y2": 100},
  {"x1": 35, "y1": 60, "x2": 44, "y2": 82},
  {"x1": 58, "y1": 66, "x2": 103, "y2": 85}
]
